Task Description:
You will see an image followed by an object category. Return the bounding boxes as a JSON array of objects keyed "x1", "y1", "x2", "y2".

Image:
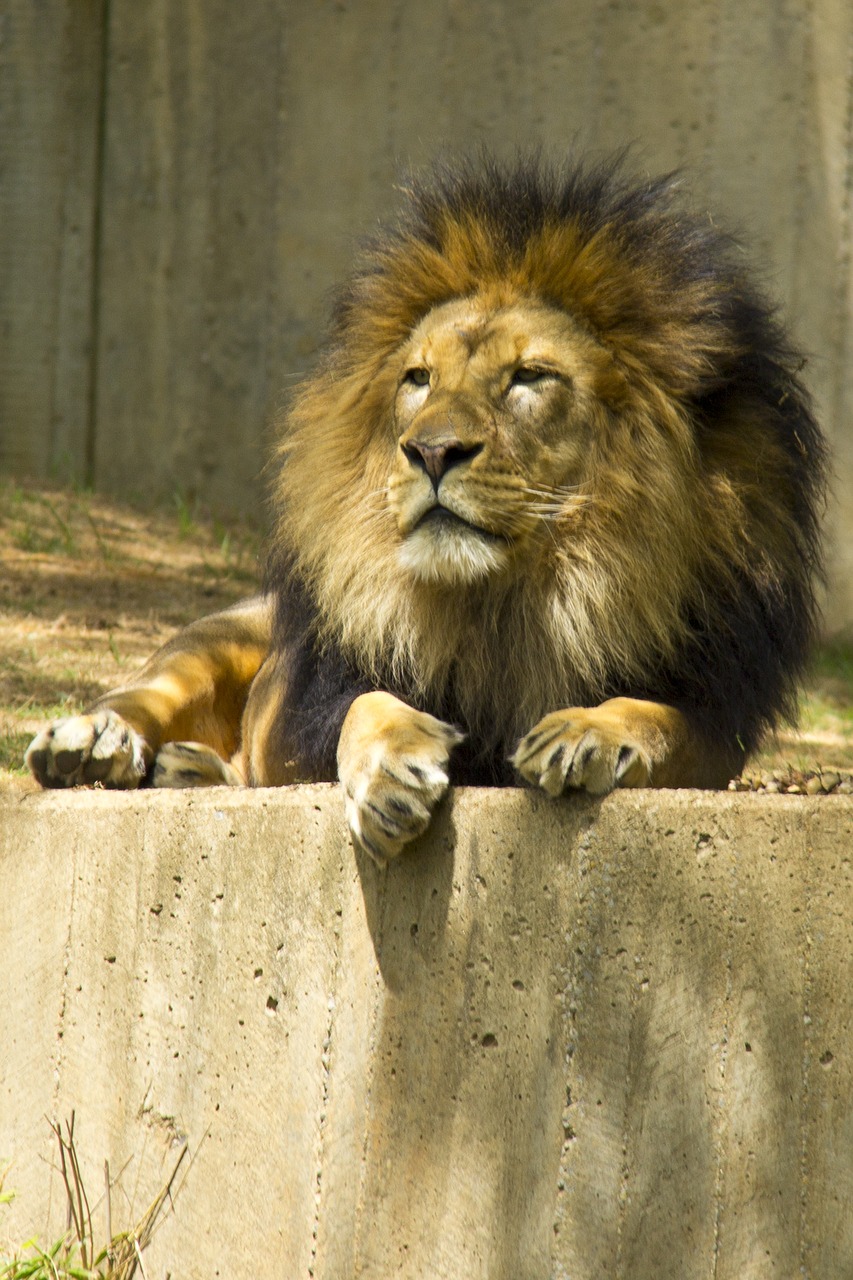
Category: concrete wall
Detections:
[
  {"x1": 1, "y1": 2, "x2": 853, "y2": 629},
  {"x1": 2, "y1": 785, "x2": 852, "y2": 1278}
]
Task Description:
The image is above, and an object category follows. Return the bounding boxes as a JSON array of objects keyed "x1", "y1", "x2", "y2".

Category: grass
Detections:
[
  {"x1": 750, "y1": 637, "x2": 853, "y2": 778},
  {"x1": 0, "y1": 1116, "x2": 187, "y2": 1280},
  {"x1": 0, "y1": 699, "x2": 79, "y2": 778}
]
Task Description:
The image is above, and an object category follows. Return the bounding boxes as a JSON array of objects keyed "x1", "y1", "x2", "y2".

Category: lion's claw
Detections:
[{"x1": 513, "y1": 708, "x2": 650, "y2": 796}]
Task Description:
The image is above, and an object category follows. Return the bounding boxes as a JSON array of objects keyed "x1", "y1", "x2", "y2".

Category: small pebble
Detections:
[{"x1": 730, "y1": 766, "x2": 853, "y2": 796}]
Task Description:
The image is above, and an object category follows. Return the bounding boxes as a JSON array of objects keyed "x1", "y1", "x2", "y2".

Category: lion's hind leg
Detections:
[{"x1": 26, "y1": 596, "x2": 271, "y2": 792}]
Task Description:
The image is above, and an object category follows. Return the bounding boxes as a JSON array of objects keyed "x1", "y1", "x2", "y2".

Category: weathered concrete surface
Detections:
[{"x1": 1, "y1": 785, "x2": 852, "y2": 1278}]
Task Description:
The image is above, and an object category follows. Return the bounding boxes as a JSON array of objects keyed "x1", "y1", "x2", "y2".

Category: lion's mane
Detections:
[{"x1": 265, "y1": 153, "x2": 826, "y2": 783}]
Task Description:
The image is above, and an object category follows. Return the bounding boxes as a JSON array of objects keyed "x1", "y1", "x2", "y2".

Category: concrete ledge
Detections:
[{"x1": 2, "y1": 786, "x2": 852, "y2": 1278}]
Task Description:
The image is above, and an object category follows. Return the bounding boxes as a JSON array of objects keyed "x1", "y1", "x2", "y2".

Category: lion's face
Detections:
[{"x1": 386, "y1": 293, "x2": 618, "y2": 584}]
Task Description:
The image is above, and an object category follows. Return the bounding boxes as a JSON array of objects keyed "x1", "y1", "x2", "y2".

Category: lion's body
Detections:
[{"x1": 28, "y1": 154, "x2": 827, "y2": 863}]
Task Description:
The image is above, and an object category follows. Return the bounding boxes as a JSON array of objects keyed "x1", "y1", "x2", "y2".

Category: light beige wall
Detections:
[
  {"x1": 2, "y1": 0, "x2": 852, "y2": 626},
  {"x1": 0, "y1": 3, "x2": 105, "y2": 480}
]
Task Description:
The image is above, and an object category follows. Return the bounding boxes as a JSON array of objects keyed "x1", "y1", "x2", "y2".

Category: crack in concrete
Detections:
[
  {"x1": 308, "y1": 941, "x2": 341, "y2": 1279},
  {"x1": 710, "y1": 824, "x2": 735, "y2": 1279},
  {"x1": 799, "y1": 811, "x2": 816, "y2": 1278},
  {"x1": 46, "y1": 825, "x2": 80, "y2": 1232},
  {"x1": 350, "y1": 873, "x2": 387, "y2": 1277}
]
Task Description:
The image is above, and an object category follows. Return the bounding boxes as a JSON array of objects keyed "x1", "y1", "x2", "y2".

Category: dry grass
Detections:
[{"x1": 1, "y1": 481, "x2": 851, "y2": 791}]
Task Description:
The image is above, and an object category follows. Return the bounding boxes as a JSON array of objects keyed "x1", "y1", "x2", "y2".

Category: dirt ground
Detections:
[{"x1": 2, "y1": 481, "x2": 851, "y2": 795}]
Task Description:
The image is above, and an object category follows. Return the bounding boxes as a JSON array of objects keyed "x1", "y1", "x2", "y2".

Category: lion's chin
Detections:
[{"x1": 398, "y1": 516, "x2": 509, "y2": 585}]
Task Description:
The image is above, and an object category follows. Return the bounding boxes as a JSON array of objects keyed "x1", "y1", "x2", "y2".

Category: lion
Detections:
[{"x1": 27, "y1": 153, "x2": 827, "y2": 864}]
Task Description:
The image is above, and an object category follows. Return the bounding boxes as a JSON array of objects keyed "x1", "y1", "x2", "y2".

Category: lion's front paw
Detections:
[
  {"x1": 26, "y1": 710, "x2": 151, "y2": 789},
  {"x1": 512, "y1": 706, "x2": 651, "y2": 796},
  {"x1": 337, "y1": 692, "x2": 464, "y2": 866}
]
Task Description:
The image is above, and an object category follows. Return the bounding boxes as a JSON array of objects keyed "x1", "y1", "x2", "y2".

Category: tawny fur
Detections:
[{"x1": 267, "y1": 155, "x2": 824, "y2": 764}]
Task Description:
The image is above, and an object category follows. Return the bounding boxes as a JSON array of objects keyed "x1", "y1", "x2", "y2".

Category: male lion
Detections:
[{"x1": 28, "y1": 154, "x2": 826, "y2": 864}]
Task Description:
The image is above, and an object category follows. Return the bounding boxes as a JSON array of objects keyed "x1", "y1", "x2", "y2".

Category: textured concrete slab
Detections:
[{"x1": 1, "y1": 786, "x2": 852, "y2": 1278}]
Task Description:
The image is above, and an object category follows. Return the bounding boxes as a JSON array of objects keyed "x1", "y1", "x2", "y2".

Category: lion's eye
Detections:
[
  {"x1": 404, "y1": 367, "x2": 431, "y2": 387},
  {"x1": 511, "y1": 366, "x2": 549, "y2": 386}
]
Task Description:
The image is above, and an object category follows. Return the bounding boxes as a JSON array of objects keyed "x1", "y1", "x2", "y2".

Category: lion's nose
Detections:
[{"x1": 401, "y1": 439, "x2": 483, "y2": 490}]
